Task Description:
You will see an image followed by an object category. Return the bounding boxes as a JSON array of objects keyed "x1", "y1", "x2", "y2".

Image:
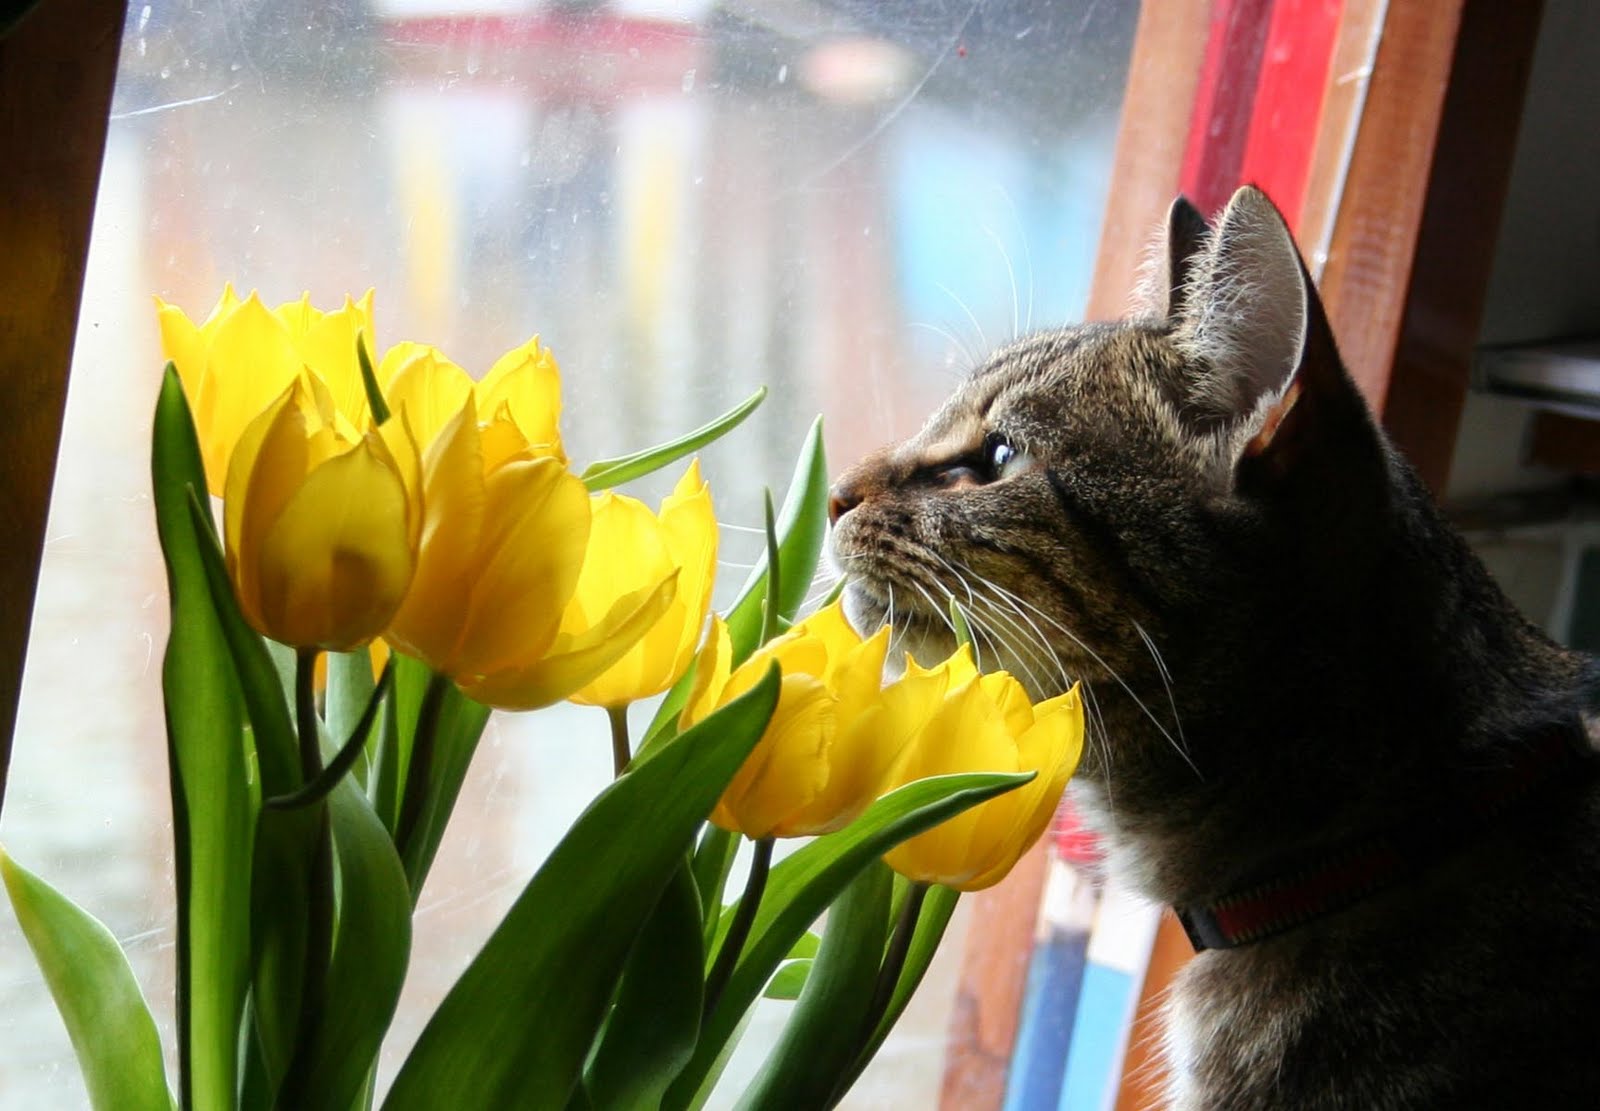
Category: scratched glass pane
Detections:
[{"x1": 1, "y1": 1, "x2": 1135, "y2": 1105}]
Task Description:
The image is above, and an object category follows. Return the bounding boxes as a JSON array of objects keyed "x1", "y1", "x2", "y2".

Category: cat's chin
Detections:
[{"x1": 840, "y1": 579, "x2": 959, "y2": 674}]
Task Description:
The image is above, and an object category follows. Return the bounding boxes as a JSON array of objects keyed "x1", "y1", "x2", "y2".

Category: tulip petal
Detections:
[
  {"x1": 451, "y1": 456, "x2": 591, "y2": 678},
  {"x1": 979, "y1": 670, "x2": 1036, "y2": 737},
  {"x1": 204, "y1": 292, "x2": 304, "y2": 493},
  {"x1": 293, "y1": 290, "x2": 377, "y2": 427},
  {"x1": 462, "y1": 572, "x2": 678, "y2": 711},
  {"x1": 155, "y1": 297, "x2": 207, "y2": 403},
  {"x1": 478, "y1": 336, "x2": 563, "y2": 457},
  {"x1": 712, "y1": 673, "x2": 833, "y2": 838},
  {"x1": 381, "y1": 343, "x2": 473, "y2": 455},
  {"x1": 883, "y1": 683, "x2": 1018, "y2": 887},
  {"x1": 224, "y1": 382, "x2": 310, "y2": 632},
  {"x1": 384, "y1": 399, "x2": 487, "y2": 673},
  {"x1": 680, "y1": 616, "x2": 733, "y2": 730},
  {"x1": 255, "y1": 435, "x2": 414, "y2": 650},
  {"x1": 565, "y1": 491, "x2": 681, "y2": 707}
]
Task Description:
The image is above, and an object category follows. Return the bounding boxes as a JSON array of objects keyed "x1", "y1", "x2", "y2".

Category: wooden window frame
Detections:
[{"x1": 0, "y1": 0, "x2": 128, "y2": 819}]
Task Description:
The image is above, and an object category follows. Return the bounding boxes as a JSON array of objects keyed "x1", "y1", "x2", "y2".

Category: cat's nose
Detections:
[{"x1": 828, "y1": 479, "x2": 864, "y2": 524}]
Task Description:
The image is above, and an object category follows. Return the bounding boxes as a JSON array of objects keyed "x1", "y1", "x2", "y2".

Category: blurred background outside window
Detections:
[{"x1": 2, "y1": 0, "x2": 1139, "y2": 1105}]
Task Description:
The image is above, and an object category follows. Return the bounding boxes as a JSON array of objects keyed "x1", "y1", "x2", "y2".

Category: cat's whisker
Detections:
[
  {"x1": 973, "y1": 573, "x2": 1204, "y2": 782},
  {"x1": 992, "y1": 184, "x2": 1035, "y2": 334},
  {"x1": 1080, "y1": 680, "x2": 1118, "y2": 824},
  {"x1": 716, "y1": 521, "x2": 768, "y2": 535},
  {"x1": 932, "y1": 552, "x2": 1076, "y2": 696},
  {"x1": 981, "y1": 222, "x2": 1020, "y2": 343},
  {"x1": 907, "y1": 320, "x2": 980, "y2": 371},
  {"x1": 934, "y1": 281, "x2": 991, "y2": 358},
  {"x1": 1132, "y1": 619, "x2": 1188, "y2": 756}
]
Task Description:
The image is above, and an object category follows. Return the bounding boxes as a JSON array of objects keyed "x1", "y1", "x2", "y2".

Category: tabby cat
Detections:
[{"x1": 828, "y1": 186, "x2": 1600, "y2": 1109}]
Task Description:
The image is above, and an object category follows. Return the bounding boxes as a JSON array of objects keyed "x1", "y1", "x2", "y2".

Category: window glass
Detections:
[{"x1": 1, "y1": 1, "x2": 1135, "y2": 1103}]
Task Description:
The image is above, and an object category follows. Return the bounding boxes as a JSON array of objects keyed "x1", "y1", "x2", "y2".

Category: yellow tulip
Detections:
[
  {"x1": 223, "y1": 375, "x2": 418, "y2": 652},
  {"x1": 383, "y1": 395, "x2": 674, "y2": 710},
  {"x1": 569, "y1": 462, "x2": 718, "y2": 708},
  {"x1": 156, "y1": 287, "x2": 377, "y2": 493},
  {"x1": 377, "y1": 335, "x2": 565, "y2": 462},
  {"x1": 682, "y1": 601, "x2": 915, "y2": 839},
  {"x1": 882, "y1": 648, "x2": 1084, "y2": 891}
]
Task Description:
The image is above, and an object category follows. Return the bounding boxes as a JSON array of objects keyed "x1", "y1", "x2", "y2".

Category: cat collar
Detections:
[{"x1": 1174, "y1": 723, "x2": 1596, "y2": 951}]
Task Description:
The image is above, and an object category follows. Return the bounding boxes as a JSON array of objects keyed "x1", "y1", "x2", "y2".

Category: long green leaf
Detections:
[
  {"x1": 1, "y1": 849, "x2": 174, "y2": 1111},
  {"x1": 691, "y1": 824, "x2": 738, "y2": 950},
  {"x1": 180, "y1": 491, "x2": 299, "y2": 795},
  {"x1": 246, "y1": 805, "x2": 316, "y2": 1096},
  {"x1": 580, "y1": 387, "x2": 766, "y2": 491},
  {"x1": 295, "y1": 778, "x2": 412, "y2": 1110},
  {"x1": 663, "y1": 771, "x2": 1031, "y2": 1107},
  {"x1": 736, "y1": 862, "x2": 892, "y2": 1110},
  {"x1": 834, "y1": 881, "x2": 961, "y2": 1099},
  {"x1": 582, "y1": 863, "x2": 704, "y2": 1109},
  {"x1": 762, "y1": 959, "x2": 812, "y2": 1001},
  {"x1": 326, "y1": 646, "x2": 379, "y2": 787},
  {"x1": 151, "y1": 364, "x2": 255, "y2": 1110},
  {"x1": 382, "y1": 667, "x2": 781, "y2": 1110},
  {"x1": 723, "y1": 416, "x2": 829, "y2": 662},
  {"x1": 391, "y1": 662, "x2": 492, "y2": 898}
]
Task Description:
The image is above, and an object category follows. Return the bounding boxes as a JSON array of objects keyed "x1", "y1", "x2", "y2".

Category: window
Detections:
[{"x1": 2, "y1": 1, "x2": 1137, "y2": 1105}]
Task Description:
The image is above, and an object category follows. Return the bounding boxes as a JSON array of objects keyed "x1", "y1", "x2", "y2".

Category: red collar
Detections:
[{"x1": 1175, "y1": 724, "x2": 1595, "y2": 952}]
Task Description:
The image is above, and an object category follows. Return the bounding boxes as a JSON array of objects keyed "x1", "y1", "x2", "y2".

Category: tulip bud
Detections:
[
  {"x1": 222, "y1": 375, "x2": 417, "y2": 651},
  {"x1": 882, "y1": 649, "x2": 1083, "y2": 891}
]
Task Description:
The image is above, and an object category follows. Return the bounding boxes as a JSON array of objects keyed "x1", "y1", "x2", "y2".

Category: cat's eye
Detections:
[{"x1": 987, "y1": 436, "x2": 1036, "y2": 480}]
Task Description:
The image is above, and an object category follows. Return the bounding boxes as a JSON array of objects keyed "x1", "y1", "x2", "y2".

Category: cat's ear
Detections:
[
  {"x1": 1175, "y1": 186, "x2": 1307, "y2": 420},
  {"x1": 1177, "y1": 186, "x2": 1385, "y2": 499},
  {"x1": 1138, "y1": 195, "x2": 1210, "y2": 319},
  {"x1": 1162, "y1": 196, "x2": 1210, "y2": 319}
]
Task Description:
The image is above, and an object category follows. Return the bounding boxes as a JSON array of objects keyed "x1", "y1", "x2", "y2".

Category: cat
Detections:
[{"x1": 828, "y1": 185, "x2": 1600, "y2": 1109}]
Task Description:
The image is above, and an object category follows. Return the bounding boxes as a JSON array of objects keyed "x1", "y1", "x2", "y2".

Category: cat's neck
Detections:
[{"x1": 1076, "y1": 466, "x2": 1593, "y2": 908}]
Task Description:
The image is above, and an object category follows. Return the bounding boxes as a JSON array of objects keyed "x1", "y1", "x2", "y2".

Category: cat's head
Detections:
[{"x1": 829, "y1": 186, "x2": 1403, "y2": 893}]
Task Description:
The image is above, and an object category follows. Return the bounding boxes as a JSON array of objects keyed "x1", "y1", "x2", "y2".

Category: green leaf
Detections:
[
  {"x1": 294, "y1": 778, "x2": 412, "y2": 1110},
  {"x1": 1, "y1": 849, "x2": 175, "y2": 1111},
  {"x1": 365, "y1": 654, "x2": 419, "y2": 837},
  {"x1": 762, "y1": 959, "x2": 812, "y2": 1001},
  {"x1": 151, "y1": 364, "x2": 255, "y2": 1110},
  {"x1": 835, "y1": 882, "x2": 961, "y2": 1098},
  {"x1": 246, "y1": 805, "x2": 317, "y2": 1095},
  {"x1": 390, "y1": 664, "x2": 492, "y2": 898},
  {"x1": 948, "y1": 597, "x2": 975, "y2": 651},
  {"x1": 181, "y1": 489, "x2": 299, "y2": 796},
  {"x1": 580, "y1": 387, "x2": 766, "y2": 491},
  {"x1": 266, "y1": 662, "x2": 393, "y2": 811},
  {"x1": 736, "y1": 862, "x2": 893, "y2": 1110},
  {"x1": 582, "y1": 863, "x2": 704, "y2": 1109},
  {"x1": 691, "y1": 825, "x2": 738, "y2": 950},
  {"x1": 326, "y1": 646, "x2": 379, "y2": 787},
  {"x1": 724, "y1": 416, "x2": 829, "y2": 663},
  {"x1": 382, "y1": 667, "x2": 781, "y2": 1110},
  {"x1": 786, "y1": 930, "x2": 822, "y2": 961},
  {"x1": 663, "y1": 771, "x2": 1031, "y2": 1108},
  {"x1": 356, "y1": 332, "x2": 391, "y2": 425}
]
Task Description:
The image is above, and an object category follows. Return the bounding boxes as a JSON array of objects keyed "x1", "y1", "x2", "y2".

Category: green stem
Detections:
[
  {"x1": 702, "y1": 836, "x2": 773, "y2": 1021},
  {"x1": 840, "y1": 881, "x2": 929, "y2": 1097},
  {"x1": 608, "y1": 704, "x2": 632, "y2": 778},
  {"x1": 395, "y1": 671, "x2": 450, "y2": 878},
  {"x1": 281, "y1": 649, "x2": 334, "y2": 1107}
]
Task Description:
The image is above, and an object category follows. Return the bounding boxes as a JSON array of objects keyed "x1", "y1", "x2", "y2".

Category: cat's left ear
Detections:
[{"x1": 1175, "y1": 186, "x2": 1382, "y2": 495}]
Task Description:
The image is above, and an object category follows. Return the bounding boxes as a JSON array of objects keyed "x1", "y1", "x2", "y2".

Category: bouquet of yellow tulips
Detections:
[{"x1": 2, "y1": 288, "x2": 1084, "y2": 1111}]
